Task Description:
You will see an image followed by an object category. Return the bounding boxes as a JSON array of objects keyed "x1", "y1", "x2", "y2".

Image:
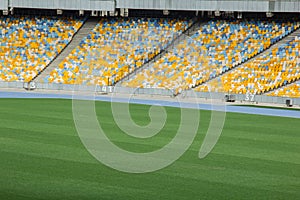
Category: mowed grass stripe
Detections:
[
  {"x1": 0, "y1": 165, "x2": 152, "y2": 200},
  {"x1": 0, "y1": 127, "x2": 79, "y2": 146},
  {"x1": 1, "y1": 150, "x2": 298, "y2": 200},
  {"x1": 0, "y1": 98, "x2": 299, "y2": 199}
]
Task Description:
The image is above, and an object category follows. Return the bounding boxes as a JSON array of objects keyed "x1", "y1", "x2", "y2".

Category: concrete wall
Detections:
[
  {"x1": 0, "y1": 0, "x2": 8, "y2": 10},
  {"x1": 5, "y1": 0, "x2": 300, "y2": 13},
  {"x1": 273, "y1": 0, "x2": 300, "y2": 12},
  {"x1": 9, "y1": 0, "x2": 115, "y2": 11},
  {"x1": 1, "y1": 81, "x2": 299, "y2": 106},
  {"x1": 116, "y1": 0, "x2": 300, "y2": 12}
]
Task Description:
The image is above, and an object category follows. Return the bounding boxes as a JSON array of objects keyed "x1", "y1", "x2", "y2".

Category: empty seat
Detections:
[
  {"x1": 0, "y1": 16, "x2": 84, "y2": 82},
  {"x1": 195, "y1": 33, "x2": 300, "y2": 95},
  {"x1": 46, "y1": 18, "x2": 192, "y2": 85},
  {"x1": 123, "y1": 19, "x2": 300, "y2": 94}
]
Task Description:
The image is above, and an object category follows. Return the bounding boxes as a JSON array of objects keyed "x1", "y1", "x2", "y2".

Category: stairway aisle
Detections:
[
  {"x1": 33, "y1": 18, "x2": 99, "y2": 83},
  {"x1": 117, "y1": 19, "x2": 204, "y2": 85}
]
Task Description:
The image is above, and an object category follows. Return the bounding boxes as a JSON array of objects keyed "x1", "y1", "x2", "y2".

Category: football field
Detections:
[{"x1": 0, "y1": 98, "x2": 299, "y2": 199}]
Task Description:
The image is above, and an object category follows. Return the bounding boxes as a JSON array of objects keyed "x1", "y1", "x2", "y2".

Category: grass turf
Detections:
[{"x1": 0, "y1": 98, "x2": 299, "y2": 200}]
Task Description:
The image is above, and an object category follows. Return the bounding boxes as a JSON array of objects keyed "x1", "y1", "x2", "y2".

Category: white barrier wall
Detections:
[
  {"x1": 5, "y1": 0, "x2": 300, "y2": 13},
  {"x1": 274, "y1": 0, "x2": 300, "y2": 12},
  {"x1": 0, "y1": 81, "x2": 299, "y2": 106},
  {"x1": 116, "y1": 0, "x2": 300, "y2": 12},
  {"x1": 0, "y1": 0, "x2": 8, "y2": 10},
  {"x1": 117, "y1": 0, "x2": 268, "y2": 11},
  {"x1": 10, "y1": 0, "x2": 115, "y2": 11}
]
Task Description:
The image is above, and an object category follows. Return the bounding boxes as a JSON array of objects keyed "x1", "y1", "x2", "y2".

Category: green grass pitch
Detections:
[{"x1": 0, "y1": 98, "x2": 299, "y2": 200}]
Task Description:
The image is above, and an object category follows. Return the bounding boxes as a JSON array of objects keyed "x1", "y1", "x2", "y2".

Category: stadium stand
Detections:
[
  {"x1": 196, "y1": 33, "x2": 300, "y2": 95},
  {"x1": 46, "y1": 18, "x2": 192, "y2": 85},
  {"x1": 122, "y1": 19, "x2": 300, "y2": 94},
  {"x1": 268, "y1": 81, "x2": 300, "y2": 98},
  {"x1": 0, "y1": 16, "x2": 84, "y2": 82}
]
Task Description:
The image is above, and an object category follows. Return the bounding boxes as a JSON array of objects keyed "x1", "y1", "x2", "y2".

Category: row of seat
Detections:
[
  {"x1": 195, "y1": 34, "x2": 300, "y2": 95},
  {"x1": 268, "y1": 81, "x2": 300, "y2": 98},
  {"x1": 122, "y1": 20, "x2": 300, "y2": 94},
  {"x1": 46, "y1": 18, "x2": 191, "y2": 85},
  {"x1": 0, "y1": 16, "x2": 84, "y2": 82}
]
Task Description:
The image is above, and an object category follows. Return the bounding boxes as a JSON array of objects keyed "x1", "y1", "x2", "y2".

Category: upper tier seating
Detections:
[
  {"x1": 268, "y1": 81, "x2": 300, "y2": 98},
  {"x1": 122, "y1": 20, "x2": 300, "y2": 94},
  {"x1": 46, "y1": 18, "x2": 191, "y2": 85},
  {"x1": 195, "y1": 34, "x2": 300, "y2": 94},
  {"x1": 0, "y1": 16, "x2": 84, "y2": 82}
]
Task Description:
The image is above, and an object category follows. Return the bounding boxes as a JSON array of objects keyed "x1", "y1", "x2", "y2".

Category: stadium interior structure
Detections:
[{"x1": 0, "y1": 0, "x2": 300, "y2": 105}]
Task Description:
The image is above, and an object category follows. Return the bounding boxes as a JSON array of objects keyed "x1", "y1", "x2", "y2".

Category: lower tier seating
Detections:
[
  {"x1": 46, "y1": 18, "x2": 192, "y2": 85},
  {"x1": 123, "y1": 19, "x2": 300, "y2": 94},
  {"x1": 268, "y1": 81, "x2": 300, "y2": 98},
  {"x1": 0, "y1": 16, "x2": 84, "y2": 82},
  {"x1": 195, "y1": 34, "x2": 300, "y2": 95}
]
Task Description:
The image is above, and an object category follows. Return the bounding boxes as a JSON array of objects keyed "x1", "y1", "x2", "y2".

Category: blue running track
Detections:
[{"x1": 0, "y1": 91, "x2": 299, "y2": 119}]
